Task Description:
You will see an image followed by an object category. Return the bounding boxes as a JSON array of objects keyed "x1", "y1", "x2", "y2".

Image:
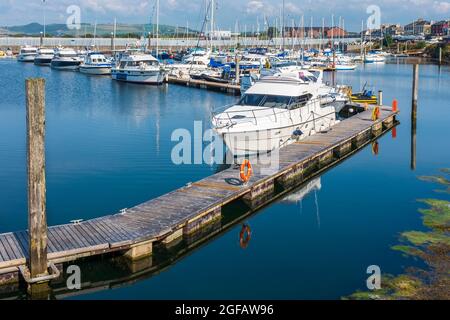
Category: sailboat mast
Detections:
[
  {"x1": 43, "y1": 0, "x2": 46, "y2": 39},
  {"x1": 281, "y1": 0, "x2": 285, "y2": 50},
  {"x1": 210, "y1": 0, "x2": 214, "y2": 50}
]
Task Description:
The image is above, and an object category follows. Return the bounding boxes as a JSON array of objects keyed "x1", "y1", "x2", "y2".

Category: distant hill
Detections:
[{"x1": 0, "y1": 22, "x2": 197, "y2": 37}]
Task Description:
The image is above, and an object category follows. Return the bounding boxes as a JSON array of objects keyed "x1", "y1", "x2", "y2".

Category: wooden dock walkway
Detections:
[{"x1": 0, "y1": 107, "x2": 398, "y2": 285}]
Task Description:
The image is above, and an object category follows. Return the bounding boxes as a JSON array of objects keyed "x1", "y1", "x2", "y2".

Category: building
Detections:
[
  {"x1": 431, "y1": 20, "x2": 449, "y2": 36},
  {"x1": 383, "y1": 24, "x2": 403, "y2": 36},
  {"x1": 284, "y1": 27, "x2": 324, "y2": 39},
  {"x1": 283, "y1": 26, "x2": 346, "y2": 39},
  {"x1": 404, "y1": 19, "x2": 431, "y2": 35},
  {"x1": 325, "y1": 27, "x2": 346, "y2": 38}
]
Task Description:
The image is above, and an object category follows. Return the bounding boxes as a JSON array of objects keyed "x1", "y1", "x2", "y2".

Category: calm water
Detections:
[{"x1": 0, "y1": 59, "x2": 449, "y2": 299}]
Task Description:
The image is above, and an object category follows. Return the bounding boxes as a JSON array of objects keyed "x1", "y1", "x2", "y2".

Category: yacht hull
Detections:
[
  {"x1": 17, "y1": 55, "x2": 35, "y2": 62},
  {"x1": 111, "y1": 70, "x2": 165, "y2": 84},
  {"x1": 79, "y1": 66, "x2": 111, "y2": 75},
  {"x1": 216, "y1": 112, "x2": 337, "y2": 156},
  {"x1": 51, "y1": 60, "x2": 81, "y2": 70},
  {"x1": 34, "y1": 57, "x2": 53, "y2": 66}
]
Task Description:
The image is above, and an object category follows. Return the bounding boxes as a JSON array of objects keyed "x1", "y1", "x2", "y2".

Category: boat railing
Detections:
[{"x1": 212, "y1": 96, "x2": 323, "y2": 128}]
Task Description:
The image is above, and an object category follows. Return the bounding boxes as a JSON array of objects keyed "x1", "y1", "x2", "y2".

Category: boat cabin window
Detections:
[
  {"x1": 238, "y1": 94, "x2": 292, "y2": 109},
  {"x1": 289, "y1": 94, "x2": 313, "y2": 109},
  {"x1": 122, "y1": 60, "x2": 158, "y2": 68}
]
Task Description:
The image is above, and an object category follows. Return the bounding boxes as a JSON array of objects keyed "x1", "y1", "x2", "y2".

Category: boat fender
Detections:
[
  {"x1": 371, "y1": 106, "x2": 380, "y2": 121},
  {"x1": 293, "y1": 129, "x2": 303, "y2": 137},
  {"x1": 240, "y1": 159, "x2": 253, "y2": 183}
]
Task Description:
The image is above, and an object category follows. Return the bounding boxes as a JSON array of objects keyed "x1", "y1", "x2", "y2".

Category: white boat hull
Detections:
[
  {"x1": 17, "y1": 55, "x2": 35, "y2": 62},
  {"x1": 217, "y1": 112, "x2": 337, "y2": 156},
  {"x1": 80, "y1": 66, "x2": 111, "y2": 75}
]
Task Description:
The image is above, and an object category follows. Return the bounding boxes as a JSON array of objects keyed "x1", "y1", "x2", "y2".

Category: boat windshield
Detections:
[{"x1": 237, "y1": 94, "x2": 312, "y2": 109}]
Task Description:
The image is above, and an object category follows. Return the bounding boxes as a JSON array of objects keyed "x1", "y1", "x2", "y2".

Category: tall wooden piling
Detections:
[
  {"x1": 438, "y1": 47, "x2": 442, "y2": 65},
  {"x1": 26, "y1": 78, "x2": 48, "y2": 279},
  {"x1": 411, "y1": 65, "x2": 418, "y2": 170}
]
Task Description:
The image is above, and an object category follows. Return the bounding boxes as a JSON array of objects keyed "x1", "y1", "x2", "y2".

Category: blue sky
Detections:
[{"x1": 1, "y1": 0, "x2": 450, "y2": 31}]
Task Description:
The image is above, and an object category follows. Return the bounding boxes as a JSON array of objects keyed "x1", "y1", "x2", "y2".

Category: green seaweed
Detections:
[
  {"x1": 418, "y1": 199, "x2": 450, "y2": 231},
  {"x1": 418, "y1": 175, "x2": 450, "y2": 186},
  {"x1": 345, "y1": 169, "x2": 450, "y2": 300}
]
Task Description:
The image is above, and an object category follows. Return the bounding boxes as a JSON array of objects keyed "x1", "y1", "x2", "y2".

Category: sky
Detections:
[{"x1": 0, "y1": 0, "x2": 449, "y2": 31}]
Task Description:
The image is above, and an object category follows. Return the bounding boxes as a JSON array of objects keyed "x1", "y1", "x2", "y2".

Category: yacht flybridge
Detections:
[{"x1": 212, "y1": 69, "x2": 344, "y2": 156}]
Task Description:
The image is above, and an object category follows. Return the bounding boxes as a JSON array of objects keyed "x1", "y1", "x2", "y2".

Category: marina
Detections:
[{"x1": 0, "y1": 47, "x2": 449, "y2": 300}]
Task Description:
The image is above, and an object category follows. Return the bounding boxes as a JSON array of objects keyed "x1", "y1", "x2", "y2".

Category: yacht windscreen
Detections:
[{"x1": 238, "y1": 94, "x2": 293, "y2": 108}]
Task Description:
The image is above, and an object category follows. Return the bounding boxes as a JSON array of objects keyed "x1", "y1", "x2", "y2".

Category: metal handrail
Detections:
[{"x1": 212, "y1": 96, "x2": 326, "y2": 129}]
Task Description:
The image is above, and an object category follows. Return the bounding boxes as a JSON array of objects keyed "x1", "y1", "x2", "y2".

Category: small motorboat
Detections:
[
  {"x1": 112, "y1": 51, "x2": 165, "y2": 84},
  {"x1": 17, "y1": 46, "x2": 38, "y2": 62},
  {"x1": 34, "y1": 48, "x2": 55, "y2": 66},
  {"x1": 51, "y1": 48, "x2": 83, "y2": 70},
  {"x1": 350, "y1": 90, "x2": 378, "y2": 105},
  {"x1": 79, "y1": 52, "x2": 112, "y2": 75}
]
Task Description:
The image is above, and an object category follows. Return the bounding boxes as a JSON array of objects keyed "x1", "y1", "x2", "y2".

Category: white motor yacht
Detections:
[
  {"x1": 17, "y1": 46, "x2": 38, "y2": 62},
  {"x1": 111, "y1": 52, "x2": 165, "y2": 84},
  {"x1": 51, "y1": 48, "x2": 83, "y2": 70},
  {"x1": 212, "y1": 70, "x2": 340, "y2": 156},
  {"x1": 79, "y1": 52, "x2": 112, "y2": 75}
]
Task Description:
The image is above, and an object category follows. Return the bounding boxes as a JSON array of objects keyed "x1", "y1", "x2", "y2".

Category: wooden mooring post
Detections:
[
  {"x1": 26, "y1": 78, "x2": 48, "y2": 279},
  {"x1": 25, "y1": 78, "x2": 53, "y2": 297},
  {"x1": 411, "y1": 64, "x2": 419, "y2": 170}
]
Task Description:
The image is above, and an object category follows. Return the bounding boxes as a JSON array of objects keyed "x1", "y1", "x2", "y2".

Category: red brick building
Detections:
[
  {"x1": 325, "y1": 27, "x2": 346, "y2": 38},
  {"x1": 431, "y1": 20, "x2": 449, "y2": 36}
]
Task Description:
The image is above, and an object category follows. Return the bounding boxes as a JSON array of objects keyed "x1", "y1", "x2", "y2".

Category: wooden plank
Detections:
[
  {"x1": 4, "y1": 234, "x2": 24, "y2": 260},
  {"x1": 52, "y1": 227, "x2": 76, "y2": 251},
  {"x1": 0, "y1": 235, "x2": 16, "y2": 260},
  {"x1": 14, "y1": 231, "x2": 30, "y2": 258},
  {"x1": 193, "y1": 181, "x2": 242, "y2": 192},
  {"x1": 48, "y1": 228, "x2": 66, "y2": 252},
  {"x1": 57, "y1": 226, "x2": 85, "y2": 249},
  {"x1": 0, "y1": 237, "x2": 10, "y2": 261}
]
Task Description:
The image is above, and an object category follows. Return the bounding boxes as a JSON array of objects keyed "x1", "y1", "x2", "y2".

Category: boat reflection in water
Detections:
[{"x1": 280, "y1": 177, "x2": 321, "y2": 204}]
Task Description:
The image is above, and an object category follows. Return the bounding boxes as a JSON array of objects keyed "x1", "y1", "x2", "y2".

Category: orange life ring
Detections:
[
  {"x1": 239, "y1": 224, "x2": 251, "y2": 249},
  {"x1": 240, "y1": 159, "x2": 253, "y2": 183}
]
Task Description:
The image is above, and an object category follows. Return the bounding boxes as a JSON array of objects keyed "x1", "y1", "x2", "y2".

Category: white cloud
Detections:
[
  {"x1": 246, "y1": 1, "x2": 266, "y2": 14},
  {"x1": 433, "y1": 1, "x2": 450, "y2": 13}
]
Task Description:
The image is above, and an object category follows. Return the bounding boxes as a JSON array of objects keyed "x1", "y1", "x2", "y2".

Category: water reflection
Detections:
[{"x1": 281, "y1": 178, "x2": 322, "y2": 229}]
